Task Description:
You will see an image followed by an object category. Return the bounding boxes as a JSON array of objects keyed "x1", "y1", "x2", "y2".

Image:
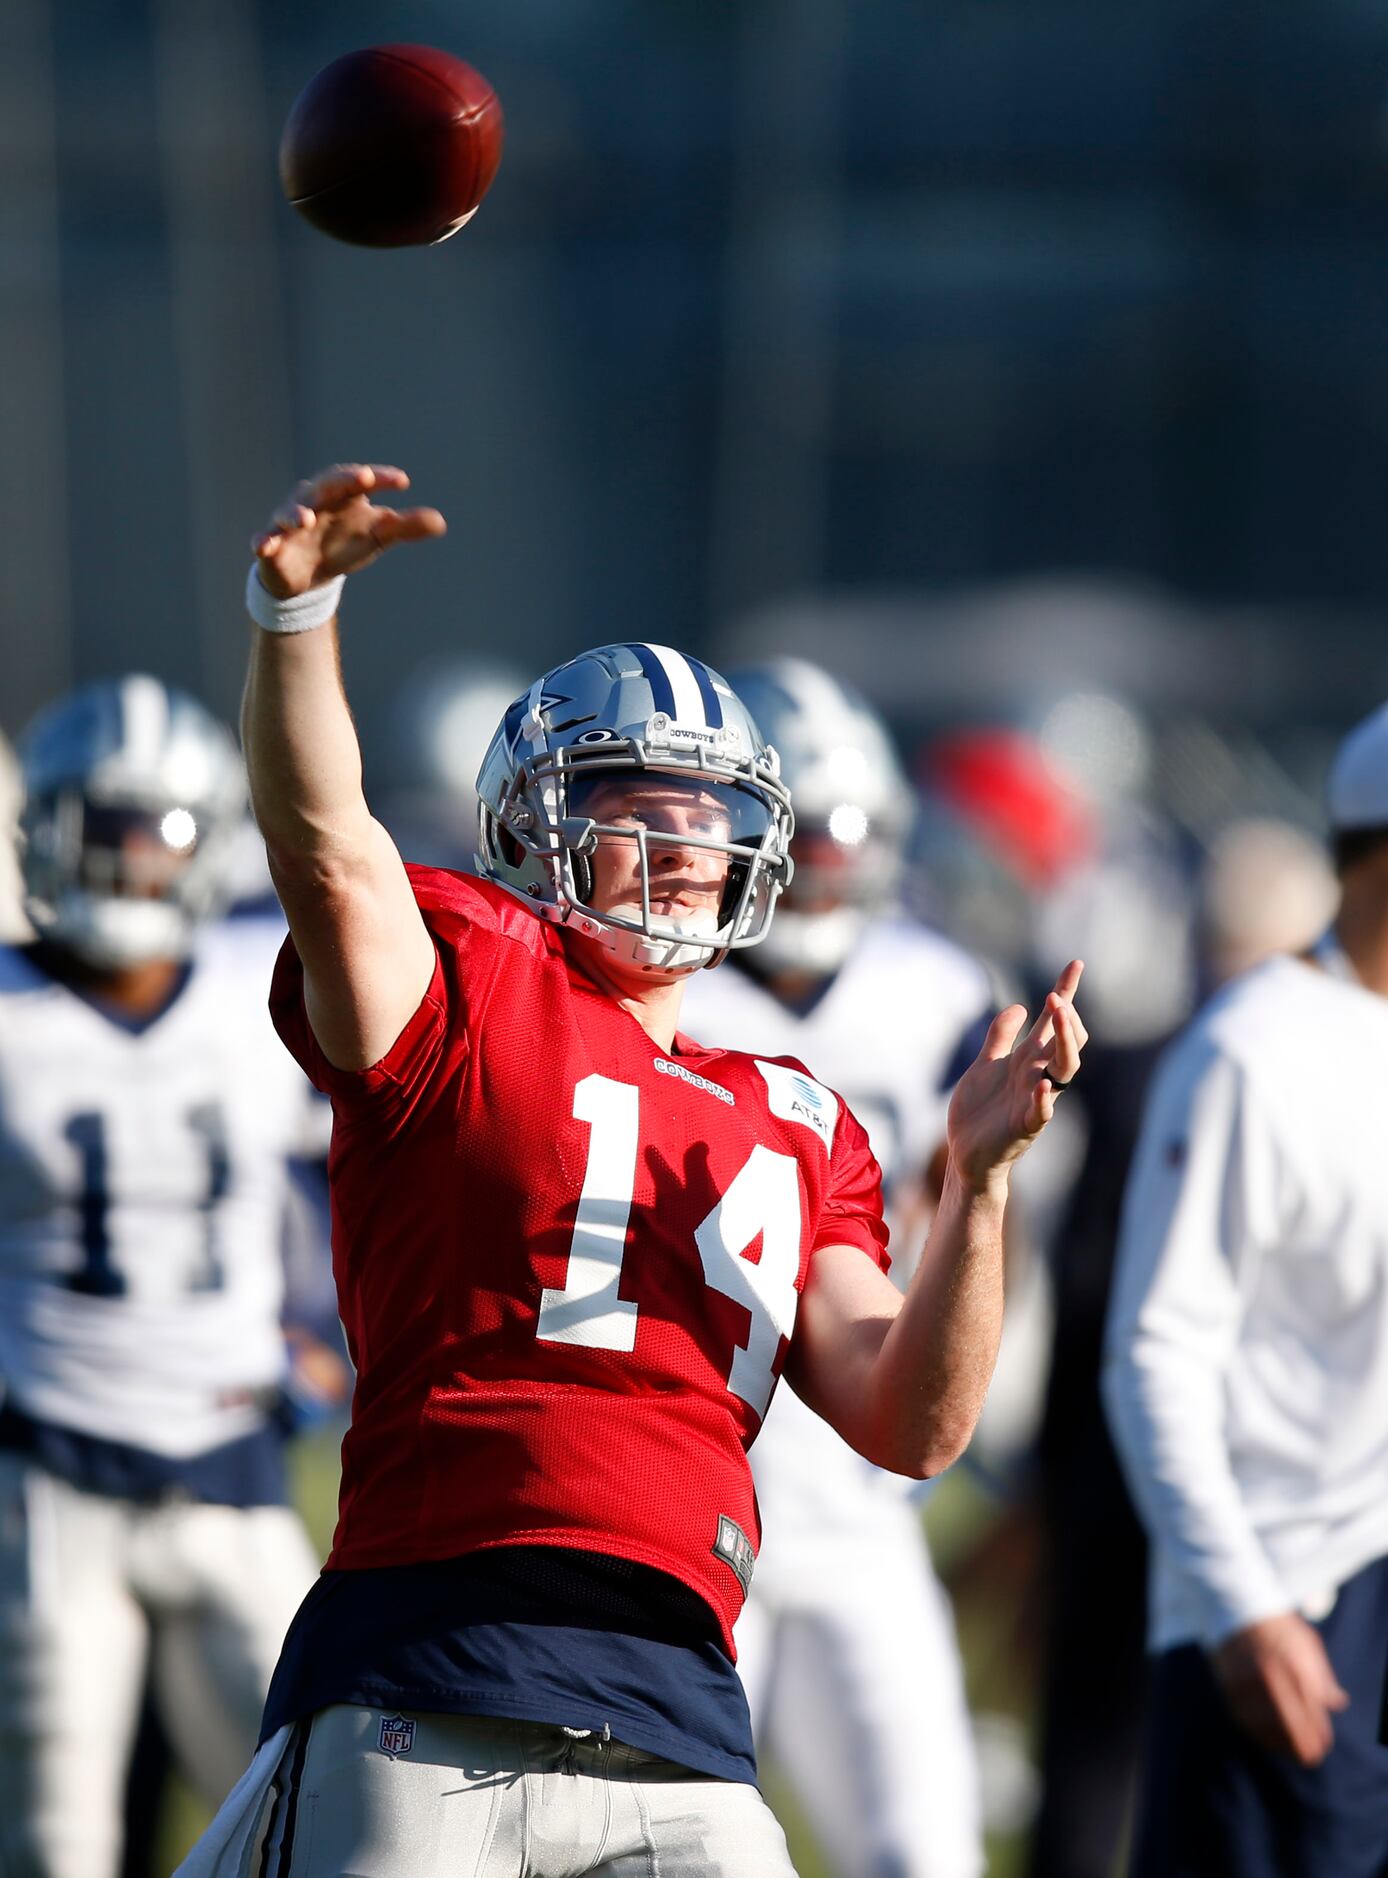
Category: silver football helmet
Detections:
[
  {"x1": 18, "y1": 674, "x2": 246, "y2": 968},
  {"x1": 475, "y1": 643, "x2": 794, "y2": 974},
  {"x1": 727, "y1": 658, "x2": 912, "y2": 976}
]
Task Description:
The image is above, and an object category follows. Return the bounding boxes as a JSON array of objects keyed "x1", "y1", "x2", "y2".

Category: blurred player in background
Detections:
[
  {"x1": 1104, "y1": 703, "x2": 1388, "y2": 1876},
  {"x1": 0, "y1": 675, "x2": 336, "y2": 1878},
  {"x1": 681, "y1": 657, "x2": 991, "y2": 1878}
]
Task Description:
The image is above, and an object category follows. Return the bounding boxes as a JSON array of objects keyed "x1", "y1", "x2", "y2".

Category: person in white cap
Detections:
[{"x1": 1102, "y1": 702, "x2": 1388, "y2": 1876}]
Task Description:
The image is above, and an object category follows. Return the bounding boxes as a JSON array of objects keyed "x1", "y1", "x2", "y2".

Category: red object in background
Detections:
[
  {"x1": 279, "y1": 45, "x2": 504, "y2": 248},
  {"x1": 923, "y1": 729, "x2": 1096, "y2": 889}
]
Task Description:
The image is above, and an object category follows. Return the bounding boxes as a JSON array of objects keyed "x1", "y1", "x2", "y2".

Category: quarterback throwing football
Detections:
[{"x1": 182, "y1": 463, "x2": 1085, "y2": 1878}]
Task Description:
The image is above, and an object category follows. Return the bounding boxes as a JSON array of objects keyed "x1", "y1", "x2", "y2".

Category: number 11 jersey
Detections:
[
  {"x1": 0, "y1": 922, "x2": 322, "y2": 1461},
  {"x1": 272, "y1": 868, "x2": 889, "y2": 1649}
]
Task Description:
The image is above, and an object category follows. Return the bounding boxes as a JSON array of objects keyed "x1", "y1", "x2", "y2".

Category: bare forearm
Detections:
[
  {"x1": 791, "y1": 967, "x2": 1085, "y2": 1478},
  {"x1": 861, "y1": 970, "x2": 1085, "y2": 1473},
  {"x1": 238, "y1": 465, "x2": 441, "y2": 1069},
  {"x1": 243, "y1": 463, "x2": 444, "y2": 874},
  {"x1": 242, "y1": 622, "x2": 372, "y2": 866},
  {"x1": 866, "y1": 1160, "x2": 1009, "y2": 1475}
]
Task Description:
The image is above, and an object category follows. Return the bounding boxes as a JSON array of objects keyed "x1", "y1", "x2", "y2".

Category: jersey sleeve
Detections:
[
  {"x1": 267, "y1": 866, "x2": 498, "y2": 1125},
  {"x1": 814, "y1": 1096, "x2": 892, "y2": 1274}
]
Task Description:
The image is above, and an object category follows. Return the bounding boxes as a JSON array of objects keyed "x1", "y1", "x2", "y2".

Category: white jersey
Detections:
[
  {"x1": 0, "y1": 920, "x2": 323, "y2": 1458},
  {"x1": 1103, "y1": 954, "x2": 1388, "y2": 1651},
  {"x1": 686, "y1": 916, "x2": 991, "y2": 1203},
  {"x1": 683, "y1": 917, "x2": 993, "y2": 1535}
]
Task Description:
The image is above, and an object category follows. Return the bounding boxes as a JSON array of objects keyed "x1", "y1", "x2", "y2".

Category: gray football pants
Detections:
[
  {"x1": 258, "y1": 1704, "x2": 799, "y2": 1877},
  {"x1": 0, "y1": 1454, "x2": 317, "y2": 1878}
]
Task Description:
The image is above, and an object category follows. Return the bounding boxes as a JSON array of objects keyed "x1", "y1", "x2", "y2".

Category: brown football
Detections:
[{"x1": 279, "y1": 45, "x2": 503, "y2": 248}]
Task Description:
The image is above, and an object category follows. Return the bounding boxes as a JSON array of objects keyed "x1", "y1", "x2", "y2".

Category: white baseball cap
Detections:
[{"x1": 1328, "y1": 702, "x2": 1388, "y2": 830}]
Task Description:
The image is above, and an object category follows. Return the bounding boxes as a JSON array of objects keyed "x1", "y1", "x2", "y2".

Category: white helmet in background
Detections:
[
  {"x1": 382, "y1": 656, "x2": 529, "y2": 869},
  {"x1": 727, "y1": 658, "x2": 912, "y2": 976},
  {"x1": 18, "y1": 674, "x2": 246, "y2": 968},
  {"x1": 475, "y1": 642, "x2": 793, "y2": 975}
]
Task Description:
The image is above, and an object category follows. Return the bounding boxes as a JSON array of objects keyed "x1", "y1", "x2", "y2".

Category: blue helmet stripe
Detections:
[
  {"x1": 624, "y1": 644, "x2": 678, "y2": 720},
  {"x1": 687, "y1": 658, "x2": 724, "y2": 730},
  {"x1": 631, "y1": 643, "x2": 725, "y2": 731}
]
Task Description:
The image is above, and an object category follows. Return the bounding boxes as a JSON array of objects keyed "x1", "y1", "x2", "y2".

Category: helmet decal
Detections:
[{"x1": 624, "y1": 643, "x2": 724, "y2": 730}]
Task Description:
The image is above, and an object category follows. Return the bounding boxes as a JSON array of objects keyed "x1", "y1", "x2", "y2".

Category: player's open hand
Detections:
[
  {"x1": 945, "y1": 960, "x2": 1086, "y2": 1190},
  {"x1": 251, "y1": 463, "x2": 447, "y2": 599},
  {"x1": 1212, "y1": 1611, "x2": 1350, "y2": 1765}
]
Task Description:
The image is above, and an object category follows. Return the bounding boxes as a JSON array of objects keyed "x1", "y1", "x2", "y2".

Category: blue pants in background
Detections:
[{"x1": 1132, "y1": 1555, "x2": 1388, "y2": 1878}]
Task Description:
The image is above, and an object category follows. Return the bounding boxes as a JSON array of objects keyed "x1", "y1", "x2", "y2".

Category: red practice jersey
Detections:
[{"x1": 271, "y1": 869, "x2": 889, "y2": 1649}]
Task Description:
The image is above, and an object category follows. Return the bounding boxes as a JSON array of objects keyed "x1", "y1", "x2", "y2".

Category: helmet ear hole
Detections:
[{"x1": 498, "y1": 829, "x2": 524, "y2": 867}]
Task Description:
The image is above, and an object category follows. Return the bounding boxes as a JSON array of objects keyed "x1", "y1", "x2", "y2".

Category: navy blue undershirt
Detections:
[
  {"x1": 0, "y1": 1399, "x2": 288, "y2": 1506},
  {"x1": 261, "y1": 1545, "x2": 758, "y2": 1784}
]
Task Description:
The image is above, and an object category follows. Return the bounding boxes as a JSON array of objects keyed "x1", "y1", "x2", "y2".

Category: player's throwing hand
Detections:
[
  {"x1": 251, "y1": 462, "x2": 446, "y2": 600},
  {"x1": 945, "y1": 959, "x2": 1086, "y2": 1189}
]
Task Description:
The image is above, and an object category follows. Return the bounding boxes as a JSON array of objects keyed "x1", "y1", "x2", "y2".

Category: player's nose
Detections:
[{"x1": 650, "y1": 838, "x2": 713, "y2": 878}]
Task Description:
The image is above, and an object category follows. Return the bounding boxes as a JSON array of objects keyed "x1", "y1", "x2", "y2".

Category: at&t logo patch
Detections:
[
  {"x1": 754, "y1": 1059, "x2": 839, "y2": 1150},
  {"x1": 378, "y1": 1714, "x2": 416, "y2": 1758}
]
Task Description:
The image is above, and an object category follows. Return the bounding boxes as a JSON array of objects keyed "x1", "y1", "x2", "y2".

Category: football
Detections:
[{"x1": 279, "y1": 44, "x2": 504, "y2": 248}]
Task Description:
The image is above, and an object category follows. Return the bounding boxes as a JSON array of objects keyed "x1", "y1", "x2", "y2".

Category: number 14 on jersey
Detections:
[{"x1": 536, "y1": 1074, "x2": 802, "y2": 1418}]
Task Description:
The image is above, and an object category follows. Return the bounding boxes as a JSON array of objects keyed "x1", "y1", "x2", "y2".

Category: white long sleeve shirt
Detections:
[{"x1": 1102, "y1": 954, "x2": 1388, "y2": 1651}]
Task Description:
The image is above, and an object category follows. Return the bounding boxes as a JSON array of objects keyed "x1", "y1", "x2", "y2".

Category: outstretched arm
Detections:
[
  {"x1": 788, "y1": 961, "x2": 1086, "y2": 1477},
  {"x1": 243, "y1": 462, "x2": 446, "y2": 1069}
]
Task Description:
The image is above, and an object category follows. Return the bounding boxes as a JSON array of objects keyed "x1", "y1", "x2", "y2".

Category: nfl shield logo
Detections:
[{"x1": 378, "y1": 1714, "x2": 415, "y2": 1758}]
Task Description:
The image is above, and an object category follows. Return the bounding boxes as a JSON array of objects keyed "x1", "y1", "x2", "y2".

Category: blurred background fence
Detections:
[{"x1": 4, "y1": 1, "x2": 1388, "y2": 783}]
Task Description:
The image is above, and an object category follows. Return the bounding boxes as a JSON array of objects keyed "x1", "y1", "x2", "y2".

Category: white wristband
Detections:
[{"x1": 245, "y1": 564, "x2": 345, "y2": 635}]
